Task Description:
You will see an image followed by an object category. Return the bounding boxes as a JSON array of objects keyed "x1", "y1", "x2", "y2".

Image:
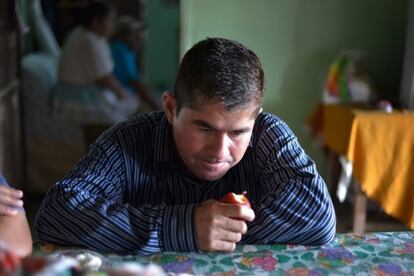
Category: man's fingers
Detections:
[
  {"x1": 220, "y1": 217, "x2": 248, "y2": 234},
  {"x1": 194, "y1": 200, "x2": 253, "y2": 252},
  {"x1": 211, "y1": 240, "x2": 236, "y2": 252},
  {"x1": 219, "y1": 203, "x2": 255, "y2": 222},
  {"x1": 220, "y1": 230, "x2": 242, "y2": 243}
]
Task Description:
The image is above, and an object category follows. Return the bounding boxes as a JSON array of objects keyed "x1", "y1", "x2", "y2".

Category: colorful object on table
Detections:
[
  {"x1": 325, "y1": 56, "x2": 349, "y2": 102},
  {"x1": 21, "y1": 257, "x2": 49, "y2": 274},
  {"x1": 378, "y1": 100, "x2": 393, "y2": 113},
  {"x1": 0, "y1": 246, "x2": 21, "y2": 275},
  {"x1": 103, "y1": 263, "x2": 166, "y2": 276},
  {"x1": 50, "y1": 249, "x2": 104, "y2": 271},
  {"x1": 220, "y1": 191, "x2": 251, "y2": 208},
  {"x1": 29, "y1": 232, "x2": 414, "y2": 275},
  {"x1": 324, "y1": 52, "x2": 373, "y2": 104}
]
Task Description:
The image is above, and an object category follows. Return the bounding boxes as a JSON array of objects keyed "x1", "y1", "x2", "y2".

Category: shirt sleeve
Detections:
[
  {"x1": 35, "y1": 132, "x2": 198, "y2": 255},
  {"x1": 241, "y1": 117, "x2": 336, "y2": 245}
]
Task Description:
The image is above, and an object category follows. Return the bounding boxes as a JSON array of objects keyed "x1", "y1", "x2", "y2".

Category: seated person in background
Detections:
[
  {"x1": 110, "y1": 15, "x2": 161, "y2": 110},
  {"x1": 36, "y1": 38, "x2": 336, "y2": 255},
  {"x1": 52, "y1": 0, "x2": 138, "y2": 125},
  {"x1": 0, "y1": 174, "x2": 32, "y2": 257}
]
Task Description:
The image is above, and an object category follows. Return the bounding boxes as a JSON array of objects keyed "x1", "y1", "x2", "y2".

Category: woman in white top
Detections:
[{"x1": 52, "y1": 0, "x2": 138, "y2": 124}]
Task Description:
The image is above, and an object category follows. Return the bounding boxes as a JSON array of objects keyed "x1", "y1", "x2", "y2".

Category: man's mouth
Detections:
[{"x1": 200, "y1": 159, "x2": 229, "y2": 171}]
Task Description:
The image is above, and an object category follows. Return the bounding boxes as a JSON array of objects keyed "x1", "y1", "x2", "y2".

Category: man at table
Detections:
[{"x1": 35, "y1": 38, "x2": 336, "y2": 255}]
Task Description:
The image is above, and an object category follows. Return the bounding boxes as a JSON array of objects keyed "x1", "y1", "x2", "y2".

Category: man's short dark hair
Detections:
[
  {"x1": 173, "y1": 38, "x2": 265, "y2": 114},
  {"x1": 81, "y1": 0, "x2": 114, "y2": 27}
]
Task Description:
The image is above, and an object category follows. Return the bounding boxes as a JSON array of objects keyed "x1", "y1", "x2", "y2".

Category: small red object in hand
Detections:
[{"x1": 220, "y1": 191, "x2": 251, "y2": 208}]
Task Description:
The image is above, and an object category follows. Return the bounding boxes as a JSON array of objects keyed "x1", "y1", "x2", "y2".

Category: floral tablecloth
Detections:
[{"x1": 32, "y1": 231, "x2": 414, "y2": 275}]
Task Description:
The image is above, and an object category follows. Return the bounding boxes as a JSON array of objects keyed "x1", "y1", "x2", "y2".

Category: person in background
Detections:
[
  {"x1": 52, "y1": 0, "x2": 138, "y2": 125},
  {"x1": 0, "y1": 174, "x2": 32, "y2": 257},
  {"x1": 110, "y1": 15, "x2": 161, "y2": 110}
]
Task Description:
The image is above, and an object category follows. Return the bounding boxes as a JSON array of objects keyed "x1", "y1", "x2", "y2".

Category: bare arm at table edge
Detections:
[{"x1": 0, "y1": 184, "x2": 32, "y2": 257}]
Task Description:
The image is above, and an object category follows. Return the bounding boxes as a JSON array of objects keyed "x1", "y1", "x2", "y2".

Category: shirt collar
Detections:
[{"x1": 154, "y1": 114, "x2": 176, "y2": 164}]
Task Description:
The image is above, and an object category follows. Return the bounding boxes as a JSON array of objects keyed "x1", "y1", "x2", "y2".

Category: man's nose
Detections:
[{"x1": 208, "y1": 134, "x2": 231, "y2": 160}]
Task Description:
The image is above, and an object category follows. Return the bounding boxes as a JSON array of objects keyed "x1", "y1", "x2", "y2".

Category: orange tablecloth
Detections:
[{"x1": 308, "y1": 104, "x2": 414, "y2": 229}]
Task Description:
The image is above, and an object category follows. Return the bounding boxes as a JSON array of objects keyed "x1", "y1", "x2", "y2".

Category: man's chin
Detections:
[{"x1": 196, "y1": 169, "x2": 228, "y2": 182}]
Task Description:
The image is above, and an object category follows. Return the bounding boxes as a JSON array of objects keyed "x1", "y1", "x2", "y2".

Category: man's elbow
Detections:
[
  {"x1": 316, "y1": 224, "x2": 336, "y2": 245},
  {"x1": 310, "y1": 210, "x2": 337, "y2": 245},
  {"x1": 35, "y1": 210, "x2": 57, "y2": 244}
]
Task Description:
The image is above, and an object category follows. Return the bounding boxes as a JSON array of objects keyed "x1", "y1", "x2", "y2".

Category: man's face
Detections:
[{"x1": 164, "y1": 93, "x2": 259, "y2": 181}]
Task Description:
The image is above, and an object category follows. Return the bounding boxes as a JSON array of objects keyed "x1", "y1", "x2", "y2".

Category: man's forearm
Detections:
[
  {"x1": 250, "y1": 117, "x2": 336, "y2": 245},
  {"x1": 241, "y1": 176, "x2": 336, "y2": 246},
  {"x1": 35, "y1": 186, "x2": 198, "y2": 254}
]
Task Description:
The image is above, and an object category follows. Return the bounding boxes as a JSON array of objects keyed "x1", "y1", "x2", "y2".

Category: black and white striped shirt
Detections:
[{"x1": 35, "y1": 111, "x2": 336, "y2": 255}]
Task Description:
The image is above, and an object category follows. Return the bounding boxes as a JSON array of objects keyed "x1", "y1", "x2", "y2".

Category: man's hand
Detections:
[
  {"x1": 0, "y1": 186, "x2": 23, "y2": 216},
  {"x1": 195, "y1": 200, "x2": 255, "y2": 252}
]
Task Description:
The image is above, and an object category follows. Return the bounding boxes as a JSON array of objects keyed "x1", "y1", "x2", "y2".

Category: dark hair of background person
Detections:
[
  {"x1": 173, "y1": 37, "x2": 265, "y2": 114},
  {"x1": 81, "y1": 0, "x2": 115, "y2": 28}
]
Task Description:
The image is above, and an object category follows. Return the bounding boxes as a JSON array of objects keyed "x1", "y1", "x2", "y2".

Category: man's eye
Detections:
[
  {"x1": 200, "y1": 128, "x2": 213, "y2": 133},
  {"x1": 232, "y1": 131, "x2": 244, "y2": 137}
]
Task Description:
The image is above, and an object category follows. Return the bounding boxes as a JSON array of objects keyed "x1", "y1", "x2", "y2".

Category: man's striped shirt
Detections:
[{"x1": 35, "y1": 111, "x2": 336, "y2": 255}]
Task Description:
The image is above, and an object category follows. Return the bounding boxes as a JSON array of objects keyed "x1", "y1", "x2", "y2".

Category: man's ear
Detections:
[
  {"x1": 253, "y1": 107, "x2": 263, "y2": 119},
  {"x1": 162, "y1": 91, "x2": 176, "y2": 124}
]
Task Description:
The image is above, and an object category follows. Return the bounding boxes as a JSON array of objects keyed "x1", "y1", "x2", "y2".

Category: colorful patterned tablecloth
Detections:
[{"x1": 31, "y1": 231, "x2": 414, "y2": 275}]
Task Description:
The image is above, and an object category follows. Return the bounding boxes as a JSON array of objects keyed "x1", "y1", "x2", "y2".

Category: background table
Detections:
[
  {"x1": 32, "y1": 232, "x2": 414, "y2": 275},
  {"x1": 308, "y1": 104, "x2": 414, "y2": 232}
]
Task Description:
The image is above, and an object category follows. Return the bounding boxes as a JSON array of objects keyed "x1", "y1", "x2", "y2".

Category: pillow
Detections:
[
  {"x1": 21, "y1": 53, "x2": 84, "y2": 144},
  {"x1": 31, "y1": 0, "x2": 61, "y2": 58}
]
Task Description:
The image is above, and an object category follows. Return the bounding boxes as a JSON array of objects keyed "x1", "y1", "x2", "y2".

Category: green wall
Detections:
[
  {"x1": 181, "y1": 0, "x2": 408, "y2": 178},
  {"x1": 144, "y1": 0, "x2": 180, "y2": 95}
]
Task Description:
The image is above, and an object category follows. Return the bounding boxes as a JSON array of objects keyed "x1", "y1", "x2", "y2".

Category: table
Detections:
[
  {"x1": 308, "y1": 104, "x2": 414, "y2": 231},
  {"x1": 29, "y1": 232, "x2": 414, "y2": 275}
]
